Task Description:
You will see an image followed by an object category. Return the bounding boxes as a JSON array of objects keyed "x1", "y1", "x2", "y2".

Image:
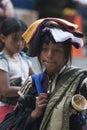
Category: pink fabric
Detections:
[{"x1": 0, "y1": 105, "x2": 14, "y2": 123}]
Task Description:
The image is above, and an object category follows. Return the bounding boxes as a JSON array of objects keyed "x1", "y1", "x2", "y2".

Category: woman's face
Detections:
[
  {"x1": 40, "y1": 41, "x2": 65, "y2": 75},
  {"x1": 3, "y1": 31, "x2": 25, "y2": 54}
]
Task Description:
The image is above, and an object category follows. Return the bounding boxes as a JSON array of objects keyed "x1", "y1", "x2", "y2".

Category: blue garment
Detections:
[{"x1": 32, "y1": 73, "x2": 43, "y2": 95}]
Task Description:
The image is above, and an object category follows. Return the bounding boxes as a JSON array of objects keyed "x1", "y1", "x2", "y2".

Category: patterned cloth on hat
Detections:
[{"x1": 22, "y1": 17, "x2": 84, "y2": 57}]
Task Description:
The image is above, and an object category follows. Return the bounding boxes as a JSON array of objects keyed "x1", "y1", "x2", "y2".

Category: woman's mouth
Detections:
[{"x1": 43, "y1": 60, "x2": 55, "y2": 65}]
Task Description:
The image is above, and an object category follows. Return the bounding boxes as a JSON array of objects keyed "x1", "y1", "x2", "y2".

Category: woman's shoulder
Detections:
[
  {"x1": 19, "y1": 51, "x2": 29, "y2": 59},
  {"x1": 0, "y1": 52, "x2": 9, "y2": 70},
  {"x1": 66, "y1": 66, "x2": 87, "y2": 75},
  {"x1": 19, "y1": 51, "x2": 33, "y2": 67},
  {"x1": 79, "y1": 75, "x2": 87, "y2": 99}
]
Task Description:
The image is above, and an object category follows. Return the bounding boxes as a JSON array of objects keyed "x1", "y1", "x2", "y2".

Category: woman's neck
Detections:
[
  {"x1": 2, "y1": 50, "x2": 17, "y2": 58},
  {"x1": 46, "y1": 65, "x2": 67, "y2": 79}
]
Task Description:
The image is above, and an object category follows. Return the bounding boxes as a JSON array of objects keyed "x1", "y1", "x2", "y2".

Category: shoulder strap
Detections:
[
  {"x1": 0, "y1": 52, "x2": 9, "y2": 70},
  {"x1": 32, "y1": 73, "x2": 43, "y2": 95},
  {"x1": 0, "y1": 52, "x2": 7, "y2": 60},
  {"x1": 19, "y1": 51, "x2": 30, "y2": 67},
  {"x1": 19, "y1": 51, "x2": 29, "y2": 59}
]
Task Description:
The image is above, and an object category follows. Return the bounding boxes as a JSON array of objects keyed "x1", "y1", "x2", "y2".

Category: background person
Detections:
[
  {"x1": 0, "y1": 15, "x2": 7, "y2": 51},
  {"x1": 0, "y1": 17, "x2": 35, "y2": 123},
  {"x1": 0, "y1": 0, "x2": 14, "y2": 17},
  {"x1": 72, "y1": 0, "x2": 87, "y2": 55}
]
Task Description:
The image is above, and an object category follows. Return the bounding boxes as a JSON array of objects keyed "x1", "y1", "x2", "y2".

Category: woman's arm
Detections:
[
  {"x1": 0, "y1": 70, "x2": 21, "y2": 97},
  {"x1": 29, "y1": 67, "x2": 35, "y2": 75},
  {"x1": 31, "y1": 93, "x2": 48, "y2": 122}
]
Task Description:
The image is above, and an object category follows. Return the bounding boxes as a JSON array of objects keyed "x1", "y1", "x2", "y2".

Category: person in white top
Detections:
[
  {"x1": 0, "y1": 17, "x2": 35, "y2": 123},
  {"x1": 0, "y1": 0, "x2": 14, "y2": 17},
  {"x1": 73, "y1": 0, "x2": 87, "y2": 5}
]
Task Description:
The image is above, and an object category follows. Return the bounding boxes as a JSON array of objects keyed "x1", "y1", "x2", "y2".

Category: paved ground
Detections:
[
  {"x1": 72, "y1": 57, "x2": 87, "y2": 69},
  {"x1": 30, "y1": 56, "x2": 87, "y2": 73}
]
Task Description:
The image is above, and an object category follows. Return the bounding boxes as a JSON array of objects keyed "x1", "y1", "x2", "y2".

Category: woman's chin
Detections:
[{"x1": 46, "y1": 68, "x2": 56, "y2": 75}]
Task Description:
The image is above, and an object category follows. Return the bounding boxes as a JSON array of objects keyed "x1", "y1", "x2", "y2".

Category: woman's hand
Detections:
[{"x1": 31, "y1": 93, "x2": 48, "y2": 121}]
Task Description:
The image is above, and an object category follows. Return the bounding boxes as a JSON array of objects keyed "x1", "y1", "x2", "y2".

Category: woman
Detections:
[
  {"x1": 0, "y1": 0, "x2": 14, "y2": 17},
  {"x1": 0, "y1": 17, "x2": 34, "y2": 123},
  {"x1": 0, "y1": 18, "x2": 87, "y2": 130}
]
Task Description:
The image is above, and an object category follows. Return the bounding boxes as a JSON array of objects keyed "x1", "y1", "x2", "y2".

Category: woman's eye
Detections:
[
  {"x1": 55, "y1": 49, "x2": 59, "y2": 52},
  {"x1": 42, "y1": 48, "x2": 48, "y2": 51},
  {"x1": 21, "y1": 38, "x2": 25, "y2": 43},
  {"x1": 12, "y1": 35, "x2": 19, "y2": 41},
  {"x1": 55, "y1": 49, "x2": 64, "y2": 53}
]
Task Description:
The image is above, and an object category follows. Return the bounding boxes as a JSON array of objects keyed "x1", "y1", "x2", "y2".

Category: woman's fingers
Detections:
[{"x1": 36, "y1": 93, "x2": 48, "y2": 107}]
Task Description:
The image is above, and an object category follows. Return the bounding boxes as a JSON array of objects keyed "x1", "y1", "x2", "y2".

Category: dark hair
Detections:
[
  {"x1": 0, "y1": 17, "x2": 27, "y2": 36},
  {"x1": 0, "y1": 16, "x2": 7, "y2": 51},
  {"x1": 0, "y1": 16, "x2": 7, "y2": 30},
  {"x1": 38, "y1": 31, "x2": 72, "y2": 68}
]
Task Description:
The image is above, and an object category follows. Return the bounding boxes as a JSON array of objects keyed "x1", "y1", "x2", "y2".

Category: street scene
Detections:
[
  {"x1": 72, "y1": 56, "x2": 87, "y2": 69},
  {"x1": 0, "y1": 0, "x2": 87, "y2": 130}
]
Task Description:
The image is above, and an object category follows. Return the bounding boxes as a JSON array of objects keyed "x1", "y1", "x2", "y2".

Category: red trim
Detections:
[{"x1": 0, "y1": 105, "x2": 14, "y2": 123}]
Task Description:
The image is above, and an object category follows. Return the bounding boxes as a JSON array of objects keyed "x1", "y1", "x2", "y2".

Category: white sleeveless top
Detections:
[{"x1": 0, "y1": 53, "x2": 32, "y2": 85}]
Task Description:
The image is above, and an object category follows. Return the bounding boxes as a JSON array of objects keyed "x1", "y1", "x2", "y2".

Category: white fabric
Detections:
[
  {"x1": 0, "y1": 101, "x2": 8, "y2": 106},
  {"x1": 73, "y1": 0, "x2": 87, "y2": 5},
  {"x1": 0, "y1": 53, "x2": 32, "y2": 85},
  {"x1": 0, "y1": 0, "x2": 14, "y2": 17},
  {"x1": 49, "y1": 28, "x2": 84, "y2": 47}
]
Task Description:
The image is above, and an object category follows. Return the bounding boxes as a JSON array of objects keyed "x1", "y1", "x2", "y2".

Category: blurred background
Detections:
[{"x1": 3, "y1": 0, "x2": 87, "y2": 70}]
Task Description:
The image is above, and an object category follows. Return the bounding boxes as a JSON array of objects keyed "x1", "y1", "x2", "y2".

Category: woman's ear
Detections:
[{"x1": 0, "y1": 34, "x2": 5, "y2": 43}]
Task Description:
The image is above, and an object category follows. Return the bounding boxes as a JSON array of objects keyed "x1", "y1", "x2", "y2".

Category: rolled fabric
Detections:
[{"x1": 22, "y1": 17, "x2": 84, "y2": 57}]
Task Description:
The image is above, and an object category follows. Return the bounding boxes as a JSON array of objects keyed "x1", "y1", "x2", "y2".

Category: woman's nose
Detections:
[
  {"x1": 47, "y1": 50, "x2": 53, "y2": 58},
  {"x1": 17, "y1": 40, "x2": 24, "y2": 45}
]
